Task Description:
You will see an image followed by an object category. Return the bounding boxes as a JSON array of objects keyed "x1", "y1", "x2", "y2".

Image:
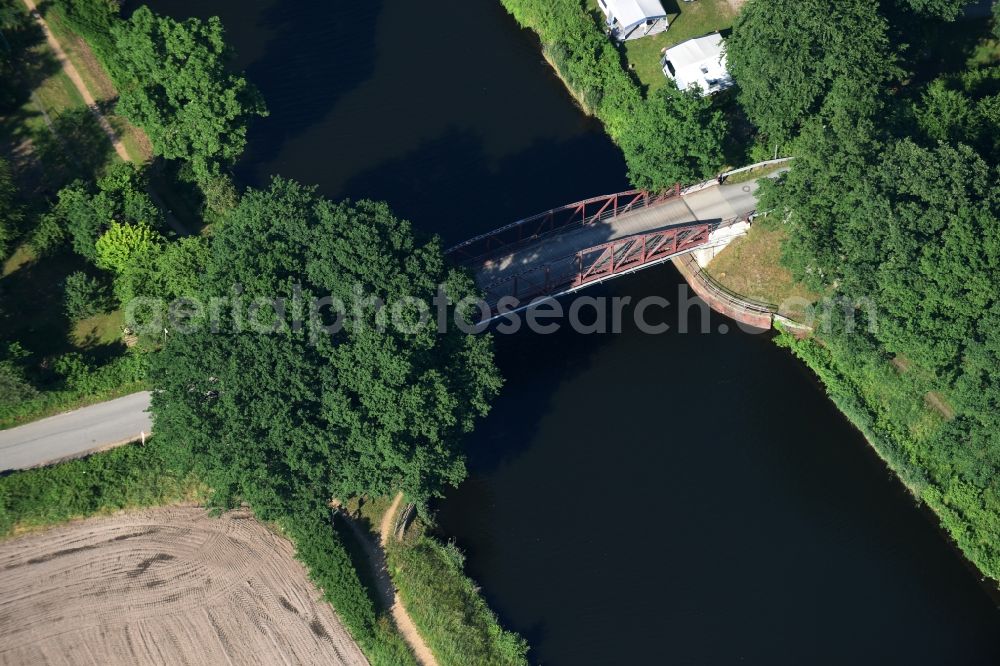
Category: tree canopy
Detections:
[
  {"x1": 150, "y1": 179, "x2": 502, "y2": 519},
  {"x1": 898, "y1": 0, "x2": 973, "y2": 20},
  {"x1": 112, "y1": 7, "x2": 267, "y2": 181},
  {"x1": 49, "y1": 163, "x2": 162, "y2": 263},
  {"x1": 748, "y1": 0, "x2": 1000, "y2": 578},
  {"x1": 726, "y1": 0, "x2": 899, "y2": 145},
  {"x1": 621, "y1": 86, "x2": 727, "y2": 189},
  {"x1": 0, "y1": 158, "x2": 21, "y2": 259}
]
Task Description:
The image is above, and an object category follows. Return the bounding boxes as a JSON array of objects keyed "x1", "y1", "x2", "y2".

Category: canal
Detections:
[{"x1": 134, "y1": 1, "x2": 1000, "y2": 663}]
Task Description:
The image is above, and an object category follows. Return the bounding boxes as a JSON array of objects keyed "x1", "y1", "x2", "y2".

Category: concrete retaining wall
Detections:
[{"x1": 672, "y1": 254, "x2": 775, "y2": 330}]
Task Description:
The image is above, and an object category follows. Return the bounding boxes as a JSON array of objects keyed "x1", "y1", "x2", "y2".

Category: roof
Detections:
[
  {"x1": 601, "y1": 0, "x2": 667, "y2": 30},
  {"x1": 662, "y1": 33, "x2": 733, "y2": 94}
]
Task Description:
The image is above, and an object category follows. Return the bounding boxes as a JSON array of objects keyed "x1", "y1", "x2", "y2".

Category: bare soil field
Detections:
[{"x1": 0, "y1": 506, "x2": 369, "y2": 665}]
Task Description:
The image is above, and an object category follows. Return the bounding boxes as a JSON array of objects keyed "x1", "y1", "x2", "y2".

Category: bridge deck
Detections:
[{"x1": 468, "y1": 179, "x2": 764, "y2": 307}]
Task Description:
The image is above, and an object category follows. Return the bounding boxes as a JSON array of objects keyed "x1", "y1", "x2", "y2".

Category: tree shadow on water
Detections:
[
  {"x1": 340, "y1": 125, "x2": 630, "y2": 246},
  {"x1": 236, "y1": 0, "x2": 385, "y2": 173}
]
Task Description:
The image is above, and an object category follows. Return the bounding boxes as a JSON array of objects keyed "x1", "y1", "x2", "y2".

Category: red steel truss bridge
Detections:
[{"x1": 446, "y1": 177, "x2": 766, "y2": 320}]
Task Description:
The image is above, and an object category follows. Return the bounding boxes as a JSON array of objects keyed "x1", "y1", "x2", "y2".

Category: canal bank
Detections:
[{"x1": 129, "y1": 0, "x2": 1000, "y2": 663}]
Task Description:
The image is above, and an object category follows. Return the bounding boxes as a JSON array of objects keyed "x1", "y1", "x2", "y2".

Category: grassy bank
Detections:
[
  {"x1": 0, "y1": 436, "x2": 205, "y2": 536},
  {"x1": 387, "y1": 532, "x2": 530, "y2": 666},
  {"x1": 705, "y1": 216, "x2": 817, "y2": 321},
  {"x1": 775, "y1": 326, "x2": 999, "y2": 582},
  {"x1": 351, "y1": 495, "x2": 531, "y2": 665},
  {"x1": 41, "y1": 5, "x2": 152, "y2": 163}
]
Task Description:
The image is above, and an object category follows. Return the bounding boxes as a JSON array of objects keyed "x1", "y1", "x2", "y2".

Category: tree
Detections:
[
  {"x1": 914, "y1": 79, "x2": 979, "y2": 145},
  {"x1": 63, "y1": 271, "x2": 112, "y2": 321},
  {"x1": 863, "y1": 140, "x2": 1000, "y2": 373},
  {"x1": 95, "y1": 220, "x2": 164, "y2": 304},
  {"x1": 52, "y1": 162, "x2": 162, "y2": 263},
  {"x1": 758, "y1": 77, "x2": 887, "y2": 290},
  {"x1": 727, "y1": 0, "x2": 899, "y2": 145},
  {"x1": 899, "y1": 0, "x2": 972, "y2": 20},
  {"x1": 620, "y1": 86, "x2": 726, "y2": 189},
  {"x1": 0, "y1": 158, "x2": 21, "y2": 259},
  {"x1": 0, "y1": 343, "x2": 37, "y2": 408},
  {"x1": 150, "y1": 178, "x2": 501, "y2": 520},
  {"x1": 157, "y1": 235, "x2": 209, "y2": 299},
  {"x1": 112, "y1": 7, "x2": 267, "y2": 181}
]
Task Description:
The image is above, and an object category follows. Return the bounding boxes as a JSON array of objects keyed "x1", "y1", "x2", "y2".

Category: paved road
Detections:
[
  {"x1": 472, "y1": 178, "x2": 765, "y2": 304},
  {"x1": 0, "y1": 392, "x2": 152, "y2": 472}
]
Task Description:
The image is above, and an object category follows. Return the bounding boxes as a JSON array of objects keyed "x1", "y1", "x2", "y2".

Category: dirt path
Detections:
[
  {"x1": 0, "y1": 506, "x2": 369, "y2": 665},
  {"x1": 20, "y1": 0, "x2": 190, "y2": 237},
  {"x1": 380, "y1": 492, "x2": 440, "y2": 666},
  {"x1": 22, "y1": 0, "x2": 130, "y2": 163}
]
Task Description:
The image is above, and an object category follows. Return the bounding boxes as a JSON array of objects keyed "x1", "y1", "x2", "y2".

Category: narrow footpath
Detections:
[
  {"x1": 20, "y1": 0, "x2": 189, "y2": 237},
  {"x1": 22, "y1": 0, "x2": 130, "y2": 162},
  {"x1": 379, "y1": 493, "x2": 440, "y2": 666}
]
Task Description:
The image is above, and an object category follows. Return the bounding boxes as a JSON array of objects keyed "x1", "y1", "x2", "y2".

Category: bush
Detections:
[
  {"x1": 63, "y1": 271, "x2": 112, "y2": 320},
  {"x1": 278, "y1": 508, "x2": 417, "y2": 666},
  {"x1": 0, "y1": 436, "x2": 202, "y2": 537},
  {"x1": 0, "y1": 351, "x2": 149, "y2": 429}
]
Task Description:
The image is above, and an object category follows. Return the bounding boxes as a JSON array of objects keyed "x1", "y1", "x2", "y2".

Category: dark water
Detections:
[{"x1": 134, "y1": 1, "x2": 1000, "y2": 663}]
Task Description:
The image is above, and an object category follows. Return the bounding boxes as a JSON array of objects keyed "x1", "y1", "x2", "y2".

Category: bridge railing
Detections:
[
  {"x1": 446, "y1": 183, "x2": 682, "y2": 265},
  {"x1": 574, "y1": 224, "x2": 712, "y2": 287},
  {"x1": 477, "y1": 219, "x2": 720, "y2": 317}
]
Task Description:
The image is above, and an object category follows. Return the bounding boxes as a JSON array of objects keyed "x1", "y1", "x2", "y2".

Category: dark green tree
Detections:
[
  {"x1": 112, "y1": 7, "x2": 267, "y2": 181},
  {"x1": 150, "y1": 178, "x2": 501, "y2": 519},
  {"x1": 0, "y1": 158, "x2": 21, "y2": 259},
  {"x1": 620, "y1": 85, "x2": 726, "y2": 189},
  {"x1": 156, "y1": 235, "x2": 209, "y2": 299},
  {"x1": 51, "y1": 162, "x2": 162, "y2": 263},
  {"x1": 899, "y1": 0, "x2": 972, "y2": 20},
  {"x1": 727, "y1": 0, "x2": 899, "y2": 145},
  {"x1": 63, "y1": 271, "x2": 112, "y2": 321}
]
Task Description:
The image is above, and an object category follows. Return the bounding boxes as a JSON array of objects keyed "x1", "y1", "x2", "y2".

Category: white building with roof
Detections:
[
  {"x1": 597, "y1": 0, "x2": 669, "y2": 42},
  {"x1": 661, "y1": 33, "x2": 734, "y2": 96}
]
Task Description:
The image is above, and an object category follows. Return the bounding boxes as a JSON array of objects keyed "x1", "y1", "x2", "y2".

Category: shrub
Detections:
[{"x1": 63, "y1": 271, "x2": 112, "y2": 320}]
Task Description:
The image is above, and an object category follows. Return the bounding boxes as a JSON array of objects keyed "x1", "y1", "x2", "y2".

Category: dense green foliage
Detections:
[
  {"x1": 0, "y1": 158, "x2": 20, "y2": 258},
  {"x1": 63, "y1": 270, "x2": 112, "y2": 320},
  {"x1": 899, "y1": 0, "x2": 972, "y2": 19},
  {"x1": 0, "y1": 436, "x2": 203, "y2": 535},
  {"x1": 499, "y1": 0, "x2": 727, "y2": 188},
  {"x1": 48, "y1": 0, "x2": 119, "y2": 65},
  {"x1": 49, "y1": 1, "x2": 264, "y2": 181},
  {"x1": 112, "y1": 7, "x2": 267, "y2": 181},
  {"x1": 46, "y1": 162, "x2": 162, "y2": 263},
  {"x1": 281, "y1": 508, "x2": 417, "y2": 666},
  {"x1": 744, "y1": 0, "x2": 1000, "y2": 579},
  {"x1": 388, "y1": 536, "x2": 529, "y2": 666},
  {"x1": 0, "y1": 351, "x2": 147, "y2": 429},
  {"x1": 726, "y1": 0, "x2": 899, "y2": 146},
  {"x1": 151, "y1": 178, "x2": 502, "y2": 515}
]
